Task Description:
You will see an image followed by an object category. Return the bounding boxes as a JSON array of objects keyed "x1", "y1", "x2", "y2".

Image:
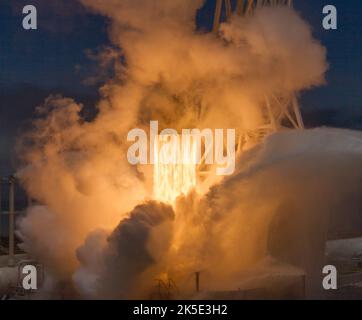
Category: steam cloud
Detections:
[
  {"x1": 74, "y1": 201, "x2": 174, "y2": 299},
  {"x1": 14, "y1": 1, "x2": 361, "y2": 299}
]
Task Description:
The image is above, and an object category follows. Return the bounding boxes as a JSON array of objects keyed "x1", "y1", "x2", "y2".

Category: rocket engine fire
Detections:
[{"x1": 153, "y1": 134, "x2": 198, "y2": 204}]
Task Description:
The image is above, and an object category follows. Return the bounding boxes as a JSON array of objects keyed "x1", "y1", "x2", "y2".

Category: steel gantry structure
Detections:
[
  {"x1": 212, "y1": 0, "x2": 303, "y2": 150},
  {"x1": 213, "y1": 0, "x2": 293, "y2": 33}
]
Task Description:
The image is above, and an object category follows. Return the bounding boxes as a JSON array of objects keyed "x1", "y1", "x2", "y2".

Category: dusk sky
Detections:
[{"x1": 0, "y1": 0, "x2": 361, "y2": 175}]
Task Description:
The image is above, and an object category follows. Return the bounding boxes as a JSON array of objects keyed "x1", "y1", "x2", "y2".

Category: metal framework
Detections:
[
  {"x1": 212, "y1": 0, "x2": 303, "y2": 151},
  {"x1": 0, "y1": 176, "x2": 29, "y2": 267},
  {"x1": 150, "y1": 278, "x2": 180, "y2": 300},
  {"x1": 0, "y1": 176, "x2": 15, "y2": 266},
  {"x1": 213, "y1": 0, "x2": 293, "y2": 33}
]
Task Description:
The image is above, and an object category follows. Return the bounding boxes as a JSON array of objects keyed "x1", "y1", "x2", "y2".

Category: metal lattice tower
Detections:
[
  {"x1": 213, "y1": 0, "x2": 293, "y2": 33},
  {"x1": 212, "y1": 0, "x2": 303, "y2": 150}
]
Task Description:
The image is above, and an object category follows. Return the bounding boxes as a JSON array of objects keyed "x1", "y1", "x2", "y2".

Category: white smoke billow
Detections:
[
  {"x1": 74, "y1": 201, "x2": 174, "y2": 299},
  {"x1": 14, "y1": 1, "x2": 362, "y2": 299}
]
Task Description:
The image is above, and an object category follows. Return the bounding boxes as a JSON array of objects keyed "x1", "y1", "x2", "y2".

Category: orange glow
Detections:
[{"x1": 153, "y1": 134, "x2": 197, "y2": 204}]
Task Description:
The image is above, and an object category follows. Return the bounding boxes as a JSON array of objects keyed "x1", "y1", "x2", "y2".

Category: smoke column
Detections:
[
  {"x1": 14, "y1": 1, "x2": 360, "y2": 299},
  {"x1": 74, "y1": 201, "x2": 174, "y2": 299}
]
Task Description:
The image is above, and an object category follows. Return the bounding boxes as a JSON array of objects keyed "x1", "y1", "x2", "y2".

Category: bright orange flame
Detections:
[{"x1": 153, "y1": 134, "x2": 197, "y2": 204}]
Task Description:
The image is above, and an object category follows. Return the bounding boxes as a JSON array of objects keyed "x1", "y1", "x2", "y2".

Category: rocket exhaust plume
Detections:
[
  {"x1": 153, "y1": 134, "x2": 197, "y2": 204},
  {"x1": 13, "y1": 1, "x2": 362, "y2": 300}
]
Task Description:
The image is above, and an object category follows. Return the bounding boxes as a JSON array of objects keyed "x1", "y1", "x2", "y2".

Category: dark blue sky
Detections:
[{"x1": 0, "y1": 0, "x2": 361, "y2": 175}]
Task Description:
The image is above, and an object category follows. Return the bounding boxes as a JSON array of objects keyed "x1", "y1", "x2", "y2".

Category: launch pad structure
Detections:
[
  {"x1": 0, "y1": 177, "x2": 28, "y2": 267},
  {"x1": 213, "y1": 0, "x2": 293, "y2": 33},
  {"x1": 212, "y1": 0, "x2": 304, "y2": 152}
]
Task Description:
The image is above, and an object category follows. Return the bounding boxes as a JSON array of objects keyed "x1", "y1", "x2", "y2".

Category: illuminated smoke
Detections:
[
  {"x1": 14, "y1": 1, "x2": 340, "y2": 298},
  {"x1": 153, "y1": 134, "x2": 197, "y2": 204},
  {"x1": 73, "y1": 201, "x2": 174, "y2": 299}
]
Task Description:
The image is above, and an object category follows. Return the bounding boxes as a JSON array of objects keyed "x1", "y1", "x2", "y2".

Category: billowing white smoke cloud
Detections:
[
  {"x1": 79, "y1": 0, "x2": 327, "y2": 132},
  {"x1": 15, "y1": 1, "x2": 341, "y2": 299},
  {"x1": 16, "y1": 96, "x2": 148, "y2": 282},
  {"x1": 72, "y1": 128, "x2": 362, "y2": 299},
  {"x1": 178, "y1": 128, "x2": 362, "y2": 298},
  {"x1": 74, "y1": 201, "x2": 174, "y2": 299}
]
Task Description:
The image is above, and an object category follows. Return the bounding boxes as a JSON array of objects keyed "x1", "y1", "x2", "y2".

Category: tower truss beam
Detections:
[
  {"x1": 211, "y1": 0, "x2": 303, "y2": 151},
  {"x1": 213, "y1": 0, "x2": 293, "y2": 34}
]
